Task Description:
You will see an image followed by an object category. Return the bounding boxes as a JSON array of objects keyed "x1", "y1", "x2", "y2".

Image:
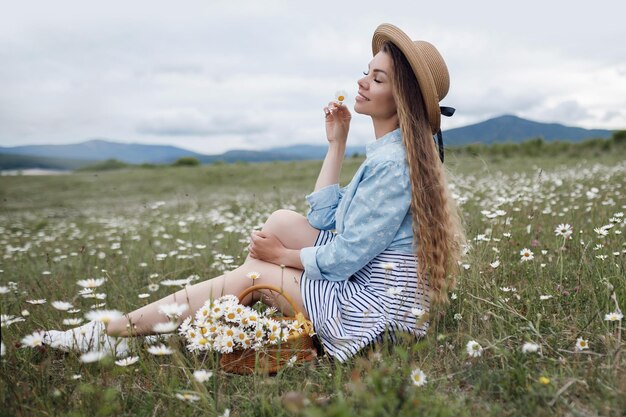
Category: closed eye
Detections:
[{"x1": 362, "y1": 70, "x2": 382, "y2": 83}]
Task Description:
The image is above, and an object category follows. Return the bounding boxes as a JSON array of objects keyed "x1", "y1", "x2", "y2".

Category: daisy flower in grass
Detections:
[
  {"x1": 51, "y1": 301, "x2": 73, "y2": 311},
  {"x1": 20, "y1": 331, "x2": 46, "y2": 348},
  {"x1": 115, "y1": 356, "x2": 139, "y2": 366},
  {"x1": 2, "y1": 315, "x2": 25, "y2": 327},
  {"x1": 147, "y1": 344, "x2": 174, "y2": 355},
  {"x1": 554, "y1": 223, "x2": 573, "y2": 237},
  {"x1": 85, "y1": 309, "x2": 123, "y2": 324},
  {"x1": 26, "y1": 299, "x2": 46, "y2": 305},
  {"x1": 193, "y1": 369, "x2": 213, "y2": 383},
  {"x1": 153, "y1": 321, "x2": 179, "y2": 334},
  {"x1": 410, "y1": 368, "x2": 427, "y2": 386},
  {"x1": 575, "y1": 337, "x2": 589, "y2": 351},
  {"x1": 176, "y1": 393, "x2": 200, "y2": 402},
  {"x1": 466, "y1": 340, "x2": 483, "y2": 357},
  {"x1": 80, "y1": 351, "x2": 109, "y2": 363},
  {"x1": 63, "y1": 318, "x2": 83, "y2": 326},
  {"x1": 522, "y1": 342, "x2": 540, "y2": 353},
  {"x1": 76, "y1": 278, "x2": 106, "y2": 288},
  {"x1": 519, "y1": 248, "x2": 534, "y2": 261},
  {"x1": 158, "y1": 302, "x2": 188, "y2": 319},
  {"x1": 490, "y1": 259, "x2": 500, "y2": 269},
  {"x1": 411, "y1": 308, "x2": 426, "y2": 319},
  {"x1": 1, "y1": 341, "x2": 5, "y2": 356},
  {"x1": 604, "y1": 311, "x2": 623, "y2": 321}
]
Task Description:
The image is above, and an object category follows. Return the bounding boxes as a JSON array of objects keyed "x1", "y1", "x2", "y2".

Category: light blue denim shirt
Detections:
[{"x1": 300, "y1": 128, "x2": 415, "y2": 282}]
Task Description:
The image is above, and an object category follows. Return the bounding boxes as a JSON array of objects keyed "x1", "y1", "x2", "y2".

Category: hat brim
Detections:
[{"x1": 372, "y1": 23, "x2": 440, "y2": 134}]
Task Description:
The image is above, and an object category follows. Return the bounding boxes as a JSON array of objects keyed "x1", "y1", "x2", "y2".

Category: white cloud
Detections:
[{"x1": 0, "y1": 0, "x2": 625, "y2": 154}]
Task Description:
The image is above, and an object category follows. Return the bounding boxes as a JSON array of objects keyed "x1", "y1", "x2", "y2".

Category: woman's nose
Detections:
[{"x1": 357, "y1": 77, "x2": 367, "y2": 89}]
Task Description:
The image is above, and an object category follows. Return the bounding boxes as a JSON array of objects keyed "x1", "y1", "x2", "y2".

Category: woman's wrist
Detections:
[{"x1": 279, "y1": 248, "x2": 303, "y2": 270}]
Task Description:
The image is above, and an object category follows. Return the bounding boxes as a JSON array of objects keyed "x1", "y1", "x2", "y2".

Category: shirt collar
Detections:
[{"x1": 365, "y1": 128, "x2": 402, "y2": 157}]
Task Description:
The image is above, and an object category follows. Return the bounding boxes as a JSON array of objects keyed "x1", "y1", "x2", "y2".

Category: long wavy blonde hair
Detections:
[{"x1": 382, "y1": 41, "x2": 466, "y2": 305}]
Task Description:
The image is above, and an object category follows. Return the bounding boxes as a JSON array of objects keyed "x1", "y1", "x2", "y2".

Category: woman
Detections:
[{"x1": 45, "y1": 23, "x2": 466, "y2": 362}]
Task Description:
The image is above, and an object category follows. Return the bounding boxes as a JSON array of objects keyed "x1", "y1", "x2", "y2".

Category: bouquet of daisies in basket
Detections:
[{"x1": 179, "y1": 294, "x2": 313, "y2": 354}]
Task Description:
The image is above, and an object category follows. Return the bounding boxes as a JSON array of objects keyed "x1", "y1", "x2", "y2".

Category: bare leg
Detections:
[{"x1": 106, "y1": 210, "x2": 320, "y2": 337}]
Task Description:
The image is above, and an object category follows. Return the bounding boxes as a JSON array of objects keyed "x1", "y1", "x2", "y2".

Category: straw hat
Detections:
[{"x1": 372, "y1": 23, "x2": 451, "y2": 135}]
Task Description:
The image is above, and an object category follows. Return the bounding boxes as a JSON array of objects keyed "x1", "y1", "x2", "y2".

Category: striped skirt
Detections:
[{"x1": 301, "y1": 230, "x2": 430, "y2": 362}]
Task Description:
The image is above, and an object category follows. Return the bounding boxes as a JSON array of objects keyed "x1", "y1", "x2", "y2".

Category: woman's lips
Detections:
[{"x1": 356, "y1": 92, "x2": 370, "y2": 102}]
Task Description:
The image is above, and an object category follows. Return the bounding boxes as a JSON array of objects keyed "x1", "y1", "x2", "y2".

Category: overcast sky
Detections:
[{"x1": 1, "y1": 0, "x2": 625, "y2": 154}]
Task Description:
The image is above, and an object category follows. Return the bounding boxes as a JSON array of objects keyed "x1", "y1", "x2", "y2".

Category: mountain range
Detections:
[{"x1": 0, "y1": 115, "x2": 615, "y2": 170}]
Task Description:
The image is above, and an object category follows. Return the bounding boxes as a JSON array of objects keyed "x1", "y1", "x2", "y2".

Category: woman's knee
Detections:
[
  {"x1": 262, "y1": 209, "x2": 302, "y2": 233},
  {"x1": 261, "y1": 209, "x2": 319, "y2": 249}
]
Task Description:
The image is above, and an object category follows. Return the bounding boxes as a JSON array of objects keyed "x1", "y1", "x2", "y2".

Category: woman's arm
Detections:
[
  {"x1": 315, "y1": 101, "x2": 351, "y2": 191},
  {"x1": 314, "y1": 143, "x2": 346, "y2": 191}
]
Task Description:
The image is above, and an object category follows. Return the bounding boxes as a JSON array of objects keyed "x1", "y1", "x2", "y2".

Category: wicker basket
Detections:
[{"x1": 219, "y1": 284, "x2": 317, "y2": 375}]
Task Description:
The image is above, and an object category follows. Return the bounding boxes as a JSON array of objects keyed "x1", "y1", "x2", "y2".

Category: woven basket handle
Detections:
[{"x1": 236, "y1": 284, "x2": 301, "y2": 315}]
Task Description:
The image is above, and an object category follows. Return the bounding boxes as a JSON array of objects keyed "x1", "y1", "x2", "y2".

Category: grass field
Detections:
[{"x1": 1, "y1": 151, "x2": 624, "y2": 417}]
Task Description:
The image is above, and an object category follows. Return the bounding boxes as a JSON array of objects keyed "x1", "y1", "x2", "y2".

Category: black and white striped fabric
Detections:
[{"x1": 301, "y1": 229, "x2": 430, "y2": 362}]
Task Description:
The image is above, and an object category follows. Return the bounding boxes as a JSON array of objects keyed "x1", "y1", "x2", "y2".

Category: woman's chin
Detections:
[{"x1": 353, "y1": 103, "x2": 366, "y2": 115}]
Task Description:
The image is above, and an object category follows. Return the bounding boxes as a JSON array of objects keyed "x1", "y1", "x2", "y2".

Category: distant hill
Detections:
[
  {"x1": 443, "y1": 115, "x2": 613, "y2": 145},
  {"x1": 0, "y1": 139, "x2": 206, "y2": 164},
  {"x1": 0, "y1": 153, "x2": 97, "y2": 171},
  {"x1": 0, "y1": 115, "x2": 617, "y2": 170}
]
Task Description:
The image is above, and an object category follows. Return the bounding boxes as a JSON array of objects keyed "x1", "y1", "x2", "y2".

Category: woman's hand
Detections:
[
  {"x1": 248, "y1": 231, "x2": 286, "y2": 265},
  {"x1": 324, "y1": 101, "x2": 351, "y2": 146}
]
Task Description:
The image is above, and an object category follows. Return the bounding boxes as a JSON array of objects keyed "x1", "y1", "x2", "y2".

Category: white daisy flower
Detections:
[
  {"x1": 2, "y1": 314, "x2": 25, "y2": 327},
  {"x1": 466, "y1": 340, "x2": 483, "y2": 357},
  {"x1": 62, "y1": 318, "x2": 84, "y2": 326},
  {"x1": 490, "y1": 259, "x2": 501, "y2": 269},
  {"x1": 20, "y1": 331, "x2": 47, "y2": 348},
  {"x1": 539, "y1": 295, "x2": 553, "y2": 300},
  {"x1": 158, "y1": 303, "x2": 189, "y2": 319},
  {"x1": 85, "y1": 309, "x2": 123, "y2": 324},
  {"x1": 193, "y1": 369, "x2": 213, "y2": 383},
  {"x1": 380, "y1": 262, "x2": 397, "y2": 271},
  {"x1": 115, "y1": 356, "x2": 139, "y2": 366},
  {"x1": 246, "y1": 271, "x2": 262, "y2": 280},
  {"x1": 26, "y1": 299, "x2": 47, "y2": 305},
  {"x1": 519, "y1": 248, "x2": 534, "y2": 261},
  {"x1": 604, "y1": 311, "x2": 623, "y2": 321},
  {"x1": 410, "y1": 368, "x2": 427, "y2": 386},
  {"x1": 80, "y1": 351, "x2": 109, "y2": 363},
  {"x1": 385, "y1": 287, "x2": 403, "y2": 296},
  {"x1": 575, "y1": 337, "x2": 589, "y2": 351},
  {"x1": 411, "y1": 308, "x2": 426, "y2": 318},
  {"x1": 147, "y1": 344, "x2": 174, "y2": 355},
  {"x1": 76, "y1": 278, "x2": 106, "y2": 288},
  {"x1": 51, "y1": 301, "x2": 74, "y2": 311},
  {"x1": 153, "y1": 321, "x2": 179, "y2": 334},
  {"x1": 521, "y1": 342, "x2": 540, "y2": 353},
  {"x1": 175, "y1": 392, "x2": 201, "y2": 402}
]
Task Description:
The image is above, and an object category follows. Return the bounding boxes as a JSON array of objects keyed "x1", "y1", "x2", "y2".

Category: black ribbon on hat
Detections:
[{"x1": 435, "y1": 106, "x2": 456, "y2": 163}]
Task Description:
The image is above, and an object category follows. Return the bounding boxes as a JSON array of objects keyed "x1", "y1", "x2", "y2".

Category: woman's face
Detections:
[{"x1": 354, "y1": 51, "x2": 397, "y2": 120}]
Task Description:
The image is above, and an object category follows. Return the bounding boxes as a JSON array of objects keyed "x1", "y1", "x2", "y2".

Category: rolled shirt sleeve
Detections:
[
  {"x1": 300, "y1": 160, "x2": 411, "y2": 282},
  {"x1": 304, "y1": 183, "x2": 343, "y2": 230}
]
